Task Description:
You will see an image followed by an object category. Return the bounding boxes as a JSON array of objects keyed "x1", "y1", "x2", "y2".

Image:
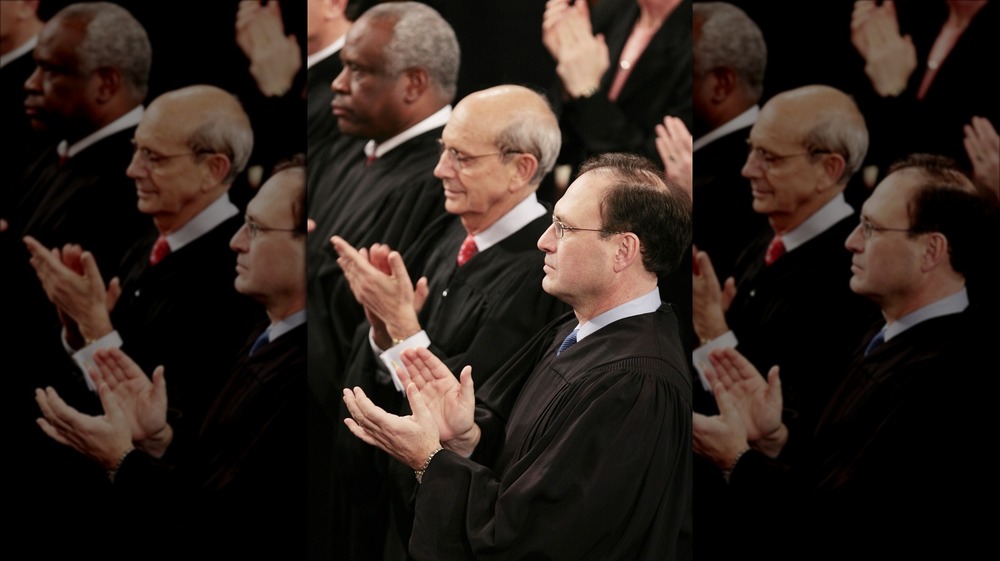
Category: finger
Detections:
[
  {"x1": 766, "y1": 366, "x2": 783, "y2": 407},
  {"x1": 307, "y1": 218, "x2": 316, "y2": 233},
  {"x1": 97, "y1": 383, "x2": 123, "y2": 421},
  {"x1": 343, "y1": 417, "x2": 379, "y2": 447},
  {"x1": 459, "y1": 366, "x2": 475, "y2": 406},
  {"x1": 151, "y1": 366, "x2": 168, "y2": 408},
  {"x1": 330, "y1": 235, "x2": 357, "y2": 259},
  {"x1": 387, "y1": 251, "x2": 413, "y2": 287},
  {"x1": 413, "y1": 277, "x2": 430, "y2": 314},
  {"x1": 37, "y1": 417, "x2": 73, "y2": 447},
  {"x1": 413, "y1": 348, "x2": 450, "y2": 380},
  {"x1": 106, "y1": 277, "x2": 121, "y2": 311}
]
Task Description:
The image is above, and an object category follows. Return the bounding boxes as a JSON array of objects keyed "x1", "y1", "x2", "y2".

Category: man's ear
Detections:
[
  {"x1": 710, "y1": 67, "x2": 737, "y2": 103},
  {"x1": 201, "y1": 153, "x2": 232, "y2": 190},
  {"x1": 816, "y1": 152, "x2": 847, "y2": 193},
  {"x1": 508, "y1": 153, "x2": 539, "y2": 193},
  {"x1": 93, "y1": 67, "x2": 123, "y2": 104},
  {"x1": 402, "y1": 67, "x2": 430, "y2": 103},
  {"x1": 920, "y1": 232, "x2": 950, "y2": 272},
  {"x1": 613, "y1": 232, "x2": 643, "y2": 273}
]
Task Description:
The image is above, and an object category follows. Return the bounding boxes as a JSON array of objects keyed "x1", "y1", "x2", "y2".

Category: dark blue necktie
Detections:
[
  {"x1": 557, "y1": 329, "x2": 578, "y2": 356},
  {"x1": 864, "y1": 330, "x2": 885, "y2": 356},
  {"x1": 250, "y1": 328, "x2": 271, "y2": 356}
]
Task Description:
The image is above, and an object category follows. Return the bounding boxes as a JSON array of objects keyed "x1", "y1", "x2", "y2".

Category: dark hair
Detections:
[
  {"x1": 578, "y1": 153, "x2": 693, "y2": 275},
  {"x1": 271, "y1": 154, "x2": 307, "y2": 235},
  {"x1": 889, "y1": 154, "x2": 990, "y2": 278}
]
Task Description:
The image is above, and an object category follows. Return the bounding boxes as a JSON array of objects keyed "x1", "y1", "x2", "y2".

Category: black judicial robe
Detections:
[
  {"x1": 109, "y1": 214, "x2": 264, "y2": 455},
  {"x1": 727, "y1": 308, "x2": 991, "y2": 560},
  {"x1": 335, "y1": 211, "x2": 570, "y2": 559},
  {"x1": 113, "y1": 322, "x2": 306, "y2": 559},
  {"x1": 409, "y1": 305, "x2": 693, "y2": 561},
  {"x1": 307, "y1": 128, "x2": 446, "y2": 559},
  {"x1": 720, "y1": 215, "x2": 879, "y2": 444},
  {"x1": 307, "y1": 127, "x2": 447, "y2": 394}
]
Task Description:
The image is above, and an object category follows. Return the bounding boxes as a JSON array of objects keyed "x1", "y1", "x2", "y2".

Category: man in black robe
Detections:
[
  {"x1": 331, "y1": 85, "x2": 571, "y2": 559},
  {"x1": 344, "y1": 153, "x2": 694, "y2": 560},
  {"x1": 306, "y1": 6, "x2": 459, "y2": 555},
  {"x1": 692, "y1": 154, "x2": 995, "y2": 560},
  {"x1": 34, "y1": 157, "x2": 308, "y2": 559}
]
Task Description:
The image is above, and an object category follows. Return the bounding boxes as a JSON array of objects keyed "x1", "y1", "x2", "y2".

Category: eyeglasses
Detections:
[
  {"x1": 551, "y1": 218, "x2": 608, "y2": 239},
  {"x1": 437, "y1": 139, "x2": 518, "y2": 171},
  {"x1": 131, "y1": 140, "x2": 211, "y2": 170},
  {"x1": 244, "y1": 217, "x2": 299, "y2": 239},
  {"x1": 858, "y1": 219, "x2": 912, "y2": 239},
  {"x1": 745, "y1": 140, "x2": 831, "y2": 171}
]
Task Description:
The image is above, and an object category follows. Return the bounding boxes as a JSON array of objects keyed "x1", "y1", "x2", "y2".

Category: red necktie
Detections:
[
  {"x1": 149, "y1": 235, "x2": 171, "y2": 265},
  {"x1": 764, "y1": 235, "x2": 785, "y2": 266},
  {"x1": 365, "y1": 154, "x2": 376, "y2": 167},
  {"x1": 456, "y1": 234, "x2": 478, "y2": 266}
]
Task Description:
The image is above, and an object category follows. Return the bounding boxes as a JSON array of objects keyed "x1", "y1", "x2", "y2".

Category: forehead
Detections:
[
  {"x1": 248, "y1": 170, "x2": 299, "y2": 223},
  {"x1": 343, "y1": 17, "x2": 391, "y2": 65},
  {"x1": 36, "y1": 19, "x2": 85, "y2": 63},
  {"x1": 750, "y1": 99, "x2": 811, "y2": 148},
  {"x1": 864, "y1": 170, "x2": 917, "y2": 222},
  {"x1": 135, "y1": 102, "x2": 192, "y2": 147},
  {"x1": 442, "y1": 101, "x2": 497, "y2": 148},
  {"x1": 556, "y1": 171, "x2": 607, "y2": 222}
]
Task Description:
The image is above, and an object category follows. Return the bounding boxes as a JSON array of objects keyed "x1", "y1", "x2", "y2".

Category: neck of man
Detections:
[
  {"x1": 66, "y1": 100, "x2": 140, "y2": 145},
  {"x1": 881, "y1": 274, "x2": 966, "y2": 325},
  {"x1": 459, "y1": 189, "x2": 532, "y2": 235},
  {"x1": 638, "y1": 0, "x2": 683, "y2": 28},
  {"x1": 266, "y1": 300, "x2": 305, "y2": 326},
  {"x1": 153, "y1": 189, "x2": 225, "y2": 236},
  {"x1": 767, "y1": 188, "x2": 841, "y2": 235},
  {"x1": 572, "y1": 274, "x2": 658, "y2": 325}
]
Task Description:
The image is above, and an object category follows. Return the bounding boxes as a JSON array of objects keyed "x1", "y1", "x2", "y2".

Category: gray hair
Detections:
[
  {"x1": 802, "y1": 104, "x2": 869, "y2": 184},
  {"x1": 362, "y1": 2, "x2": 460, "y2": 101},
  {"x1": 693, "y1": 2, "x2": 766, "y2": 100},
  {"x1": 186, "y1": 92, "x2": 254, "y2": 186},
  {"x1": 52, "y1": 2, "x2": 151, "y2": 100},
  {"x1": 494, "y1": 91, "x2": 561, "y2": 185}
]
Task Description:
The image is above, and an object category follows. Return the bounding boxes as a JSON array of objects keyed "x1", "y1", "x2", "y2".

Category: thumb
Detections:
[
  {"x1": 459, "y1": 366, "x2": 475, "y2": 406},
  {"x1": 106, "y1": 277, "x2": 121, "y2": 312},
  {"x1": 766, "y1": 366, "x2": 783, "y2": 408},
  {"x1": 387, "y1": 251, "x2": 413, "y2": 287},
  {"x1": 81, "y1": 251, "x2": 103, "y2": 285},
  {"x1": 151, "y1": 365, "x2": 167, "y2": 404},
  {"x1": 721, "y1": 277, "x2": 737, "y2": 309},
  {"x1": 413, "y1": 276, "x2": 430, "y2": 314}
]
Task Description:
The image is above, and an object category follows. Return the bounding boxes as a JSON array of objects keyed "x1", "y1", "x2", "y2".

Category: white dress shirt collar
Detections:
[
  {"x1": 781, "y1": 193, "x2": 854, "y2": 253},
  {"x1": 575, "y1": 287, "x2": 662, "y2": 342},
  {"x1": 57, "y1": 105, "x2": 144, "y2": 160},
  {"x1": 471, "y1": 193, "x2": 547, "y2": 253},
  {"x1": 693, "y1": 105, "x2": 759, "y2": 152},
  {"x1": 269, "y1": 308, "x2": 307, "y2": 341},
  {"x1": 364, "y1": 105, "x2": 451, "y2": 160},
  {"x1": 884, "y1": 287, "x2": 968, "y2": 342},
  {"x1": 164, "y1": 193, "x2": 239, "y2": 252}
]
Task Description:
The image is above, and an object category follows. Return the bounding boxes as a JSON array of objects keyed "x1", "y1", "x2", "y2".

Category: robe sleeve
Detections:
[{"x1": 409, "y1": 363, "x2": 692, "y2": 561}]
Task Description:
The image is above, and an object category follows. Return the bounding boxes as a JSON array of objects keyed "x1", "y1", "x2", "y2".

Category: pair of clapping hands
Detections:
[
  {"x1": 35, "y1": 349, "x2": 171, "y2": 472},
  {"x1": 693, "y1": 348, "x2": 789, "y2": 472},
  {"x1": 342, "y1": 348, "x2": 480, "y2": 471}
]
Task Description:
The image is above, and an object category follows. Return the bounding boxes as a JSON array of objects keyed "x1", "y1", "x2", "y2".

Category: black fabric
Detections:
[
  {"x1": 335, "y1": 211, "x2": 570, "y2": 559},
  {"x1": 409, "y1": 305, "x2": 693, "y2": 561},
  {"x1": 114, "y1": 322, "x2": 306, "y2": 559},
  {"x1": 728, "y1": 309, "x2": 993, "y2": 560}
]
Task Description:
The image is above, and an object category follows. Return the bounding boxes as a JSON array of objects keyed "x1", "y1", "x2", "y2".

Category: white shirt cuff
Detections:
[
  {"x1": 378, "y1": 330, "x2": 431, "y2": 392},
  {"x1": 692, "y1": 330, "x2": 739, "y2": 391},
  {"x1": 70, "y1": 330, "x2": 124, "y2": 391}
]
